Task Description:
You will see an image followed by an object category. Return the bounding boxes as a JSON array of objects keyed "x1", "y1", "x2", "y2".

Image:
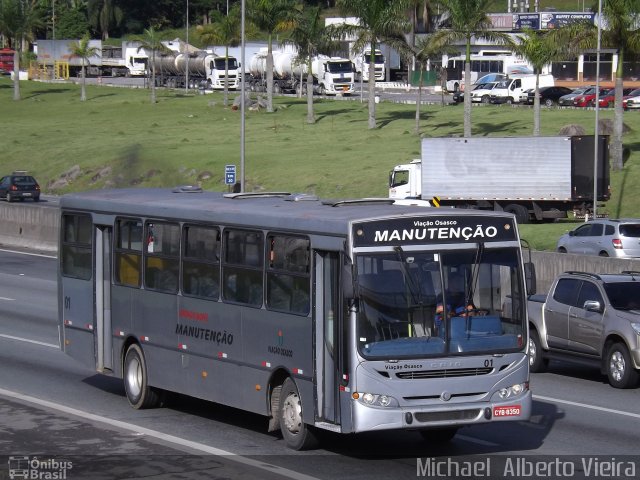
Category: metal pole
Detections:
[
  {"x1": 52, "y1": 0, "x2": 55, "y2": 40},
  {"x1": 593, "y1": 0, "x2": 602, "y2": 219},
  {"x1": 240, "y1": 0, "x2": 246, "y2": 192},
  {"x1": 185, "y1": 0, "x2": 189, "y2": 92}
]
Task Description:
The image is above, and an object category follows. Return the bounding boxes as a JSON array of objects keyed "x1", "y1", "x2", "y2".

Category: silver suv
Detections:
[{"x1": 556, "y1": 219, "x2": 640, "y2": 258}]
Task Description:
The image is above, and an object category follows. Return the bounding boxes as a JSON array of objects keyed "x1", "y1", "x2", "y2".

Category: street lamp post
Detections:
[
  {"x1": 592, "y1": 0, "x2": 602, "y2": 219},
  {"x1": 185, "y1": 0, "x2": 189, "y2": 92},
  {"x1": 240, "y1": 0, "x2": 246, "y2": 192}
]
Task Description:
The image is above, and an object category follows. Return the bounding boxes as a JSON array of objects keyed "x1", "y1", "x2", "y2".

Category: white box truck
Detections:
[{"x1": 388, "y1": 136, "x2": 610, "y2": 223}]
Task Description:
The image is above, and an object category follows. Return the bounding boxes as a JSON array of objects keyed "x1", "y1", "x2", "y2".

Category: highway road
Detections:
[{"x1": 1, "y1": 248, "x2": 639, "y2": 479}]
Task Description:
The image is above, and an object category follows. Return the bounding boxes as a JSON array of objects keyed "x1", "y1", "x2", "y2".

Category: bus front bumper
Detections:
[{"x1": 350, "y1": 390, "x2": 532, "y2": 433}]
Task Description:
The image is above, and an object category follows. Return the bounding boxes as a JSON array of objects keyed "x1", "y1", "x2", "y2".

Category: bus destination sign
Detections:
[{"x1": 353, "y1": 216, "x2": 518, "y2": 248}]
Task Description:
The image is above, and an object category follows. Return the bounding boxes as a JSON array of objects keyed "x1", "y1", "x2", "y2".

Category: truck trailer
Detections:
[
  {"x1": 388, "y1": 135, "x2": 610, "y2": 223},
  {"x1": 151, "y1": 51, "x2": 239, "y2": 90},
  {"x1": 36, "y1": 39, "x2": 147, "y2": 77},
  {"x1": 247, "y1": 49, "x2": 354, "y2": 96}
]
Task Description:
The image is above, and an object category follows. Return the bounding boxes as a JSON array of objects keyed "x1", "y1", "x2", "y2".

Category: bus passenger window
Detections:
[
  {"x1": 115, "y1": 218, "x2": 142, "y2": 287},
  {"x1": 222, "y1": 229, "x2": 264, "y2": 307},
  {"x1": 182, "y1": 225, "x2": 220, "y2": 299},
  {"x1": 266, "y1": 235, "x2": 310, "y2": 315},
  {"x1": 144, "y1": 221, "x2": 179, "y2": 293},
  {"x1": 61, "y1": 214, "x2": 92, "y2": 280}
]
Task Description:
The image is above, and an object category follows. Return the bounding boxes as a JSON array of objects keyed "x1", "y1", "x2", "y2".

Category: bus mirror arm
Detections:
[{"x1": 342, "y1": 263, "x2": 354, "y2": 299}]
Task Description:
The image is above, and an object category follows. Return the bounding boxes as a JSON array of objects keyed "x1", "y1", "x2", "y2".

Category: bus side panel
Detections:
[
  {"x1": 61, "y1": 276, "x2": 96, "y2": 370},
  {"x1": 110, "y1": 286, "x2": 137, "y2": 377}
]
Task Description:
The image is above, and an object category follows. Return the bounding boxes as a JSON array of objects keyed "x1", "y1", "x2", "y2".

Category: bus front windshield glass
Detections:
[{"x1": 355, "y1": 247, "x2": 525, "y2": 359}]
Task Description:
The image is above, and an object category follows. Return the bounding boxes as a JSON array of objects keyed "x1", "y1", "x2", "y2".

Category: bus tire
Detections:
[
  {"x1": 124, "y1": 343, "x2": 161, "y2": 409},
  {"x1": 279, "y1": 378, "x2": 318, "y2": 450},
  {"x1": 419, "y1": 427, "x2": 458, "y2": 443}
]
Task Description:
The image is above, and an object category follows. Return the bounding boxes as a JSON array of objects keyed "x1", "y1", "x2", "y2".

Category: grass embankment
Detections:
[{"x1": 1, "y1": 77, "x2": 638, "y2": 251}]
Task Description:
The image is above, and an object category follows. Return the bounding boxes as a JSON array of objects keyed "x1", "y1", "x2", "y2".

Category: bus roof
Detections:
[{"x1": 60, "y1": 188, "x2": 516, "y2": 237}]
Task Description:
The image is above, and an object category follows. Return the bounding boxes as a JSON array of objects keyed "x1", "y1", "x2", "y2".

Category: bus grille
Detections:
[
  {"x1": 396, "y1": 367, "x2": 492, "y2": 379},
  {"x1": 414, "y1": 409, "x2": 482, "y2": 423}
]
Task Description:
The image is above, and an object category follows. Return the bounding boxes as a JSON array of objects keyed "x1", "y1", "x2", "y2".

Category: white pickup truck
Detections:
[{"x1": 527, "y1": 271, "x2": 640, "y2": 388}]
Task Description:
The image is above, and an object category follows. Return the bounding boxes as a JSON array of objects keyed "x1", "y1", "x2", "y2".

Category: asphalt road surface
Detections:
[{"x1": 1, "y1": 248, "x2": 639, "y2": 480}]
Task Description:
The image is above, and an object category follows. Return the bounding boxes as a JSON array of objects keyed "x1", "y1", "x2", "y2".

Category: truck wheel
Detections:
[
  {"x1": 529, "y1": 329, "x2": 548, "y2": 373},
  {"x1": 505, "y1": 204, "x2": 529, "y2": 224},
  {"x1": 606, "y1": 342, "x2": 639, "y2": 388},
  {"x1": 124, "y1": 344, "x2": 162, "y2": 409},
  {"x1": 279, "y1": 378, "x2": 318, "y2": 450}
]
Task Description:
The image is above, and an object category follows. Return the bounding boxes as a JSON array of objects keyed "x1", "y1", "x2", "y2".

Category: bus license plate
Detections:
[{"x1": 493, "y1": 405, "x2": 521, "y2": 417}]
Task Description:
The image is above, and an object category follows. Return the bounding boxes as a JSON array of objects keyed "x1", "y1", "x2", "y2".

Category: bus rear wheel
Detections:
[
  {"x1": 279, "y1": 378, "x2": 318, "y2": 450},
  {"x1": 124, "y1": 344, "x2": 161, "y2": 409}
]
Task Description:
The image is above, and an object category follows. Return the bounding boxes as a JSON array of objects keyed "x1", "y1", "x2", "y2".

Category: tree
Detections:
[
  {"x1": 412, "y1": 34, "x2": 458, "y2": 134},
  {"x1": 430, "y1": 0, "x2": 511, "y2": 137},
  {"x1": 135, "y1": 26, "x2": 169, "y2": 104},
  {"x1": 0, "y1": 0, "x2": 44, "y2": 100},
  {"x1": 336, "y1": 0, "x2": 411, "y2": 129},
  {"x1": 198, "y1": 7, "x2": 241, "y2": 108},
  {"x1": 550, "y1": 0, "x2": 640, "y2": 170},
  {"x1": 69, "y1": 34, "x2": 99, "y2": 101},
  {"x1": 284, "y1": 5, "x2": 337, "y2": 124},
  {"x1": 87, "y1": 0, "x2": 123, "y2": 40},
  {"x1": 247, "y1": 0, "x2": 297, "y2": 113},
  {"x1": 510, "y1": 28, "x2": 560, "y2": 136},
  {"x1": 55, "y1": 5, "x2": 91, "y2": 39}
]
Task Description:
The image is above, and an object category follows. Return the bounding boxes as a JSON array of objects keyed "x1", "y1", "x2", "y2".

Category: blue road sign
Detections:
[{"x1": 225, "y1": 164, "x2": 236, "y2": 185}]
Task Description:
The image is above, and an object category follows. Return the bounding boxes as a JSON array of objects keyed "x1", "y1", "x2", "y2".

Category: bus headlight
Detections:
[
  {"x1": 498, "y1": 382, "x2": 528, "y2": 399},
  {"x1": 354, "y1": 392, "x2": 399, "y2": 408}
]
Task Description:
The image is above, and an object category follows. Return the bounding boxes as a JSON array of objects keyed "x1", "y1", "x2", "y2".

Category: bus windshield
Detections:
[{"x1": 356, "y1": 246, "x2": 525, "y2": 359}]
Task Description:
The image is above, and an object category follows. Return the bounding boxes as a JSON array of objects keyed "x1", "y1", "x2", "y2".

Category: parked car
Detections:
[
  {"x1": 0, "y1": 172, "x2": 41, "y2": 202},
  {"x1": 592, "y1": 88, "x2": 635, "y2": 107},
  {"x1": 557, "y1": 86, "x2": 593, "y2": 106},
  {"x1": 520, "y1": 86, "x2": 574, "y2": 106},
  {"x1": 556, "y1": 219, "x2": 640, "y2": 258},
  {"x1": 452, "y1": 82, "x2": 490, "y2": 103},
  {"x1": 470, "y1": 81, "x2": 498, "y2": 104},
  {"x1": 622, "y1": 88, "x2": 640, "y2": 110},
  {"x1": 527, "y1": 270, "x2": 640, "y2": 388},
  {"x1": 573, "y1": 87, "x2": 609, "y2": 107}
]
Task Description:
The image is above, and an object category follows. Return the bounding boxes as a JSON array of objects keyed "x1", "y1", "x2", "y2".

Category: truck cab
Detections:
[
  {"x1": 314, "y1": 58, "x2": 354, "y2": 95},
  {"x1": 354, "y1": 49, "x2": 385, "y2": 82},
  {"x1": 388, "y1": 159, "x2": 421, "y2": 199}
]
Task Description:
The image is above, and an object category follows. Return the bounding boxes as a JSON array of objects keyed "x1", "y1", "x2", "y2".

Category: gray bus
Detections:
[{"x1": 58, "y1": 188, "x2": 532, "y2": 450}]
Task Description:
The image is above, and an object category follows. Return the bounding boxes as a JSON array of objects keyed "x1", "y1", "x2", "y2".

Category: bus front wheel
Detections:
[
  {"x1": 124, "y1": 343, "x2": 161, "y2": 409},
  {"x1": 279, "y1": 378, "x2": 318, "y2": 450}
]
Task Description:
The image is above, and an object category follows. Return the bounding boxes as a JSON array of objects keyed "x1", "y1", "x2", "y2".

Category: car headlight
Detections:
[
  {"x1": 498, "y1": 382, "x2": 528, "y2": 399},
  {"x1": 353, "y1": 392, "x2": 399, "y2": 408}
]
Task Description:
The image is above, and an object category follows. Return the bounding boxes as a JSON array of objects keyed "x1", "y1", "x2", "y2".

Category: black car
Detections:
[
  {"x1": 520, "y1": 86, "x2": 574, "y2": 106},
  {"x1": 0, "y1": 172, "x2": 41, "y2": 202}
]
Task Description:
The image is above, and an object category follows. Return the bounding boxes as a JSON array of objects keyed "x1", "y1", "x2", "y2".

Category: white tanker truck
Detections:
[
  {"x1": 152, "y1": 51, "x2": 239, "y2": 90},
  {"x1": 247, "y1": 49, "x2": 354, "y2": 96}
]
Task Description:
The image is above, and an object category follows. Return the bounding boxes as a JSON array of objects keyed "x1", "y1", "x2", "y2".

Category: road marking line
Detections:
[
  {"x1": 534, "y1": 394, "x2": 640, "y2": 419},
  {"x1": 0, "y1": 334, "x2": 59, "y2": 349},
  {"x1": 0, "y1": 387, "x2": 323, "y2": 480},
  {"x1": 0, "y1": 248, "x2": 57, "y2": 259},
  {"x1": 0, "y1": 297, "x2": 15, "y2": 301}
]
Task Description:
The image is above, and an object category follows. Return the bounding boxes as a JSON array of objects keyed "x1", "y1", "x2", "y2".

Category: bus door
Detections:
[
  {"x1": 95, "y1": 226, "x2": 113, "y2": 372},
  {"x1": 313, "y1": 251, "x2": 341, "y2": 425}
]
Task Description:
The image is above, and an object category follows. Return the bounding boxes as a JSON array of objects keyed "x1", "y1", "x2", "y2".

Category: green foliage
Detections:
[{"x1": 1, "y1": 77, "x2": 639, "y2": 252}]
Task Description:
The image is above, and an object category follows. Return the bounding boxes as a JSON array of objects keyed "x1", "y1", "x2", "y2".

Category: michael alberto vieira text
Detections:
[{"x1": 417, "y1": 457, "x2": 637, "y2": 477}]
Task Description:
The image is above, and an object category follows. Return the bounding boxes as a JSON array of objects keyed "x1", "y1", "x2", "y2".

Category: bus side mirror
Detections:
[{"x1": 524, "y1": 262, "x2": 536, "y2": 296}]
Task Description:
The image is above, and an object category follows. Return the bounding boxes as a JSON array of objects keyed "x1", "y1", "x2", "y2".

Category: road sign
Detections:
[{"x1": 225, "y1": 164, "x2": 236, "y2": 185}]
